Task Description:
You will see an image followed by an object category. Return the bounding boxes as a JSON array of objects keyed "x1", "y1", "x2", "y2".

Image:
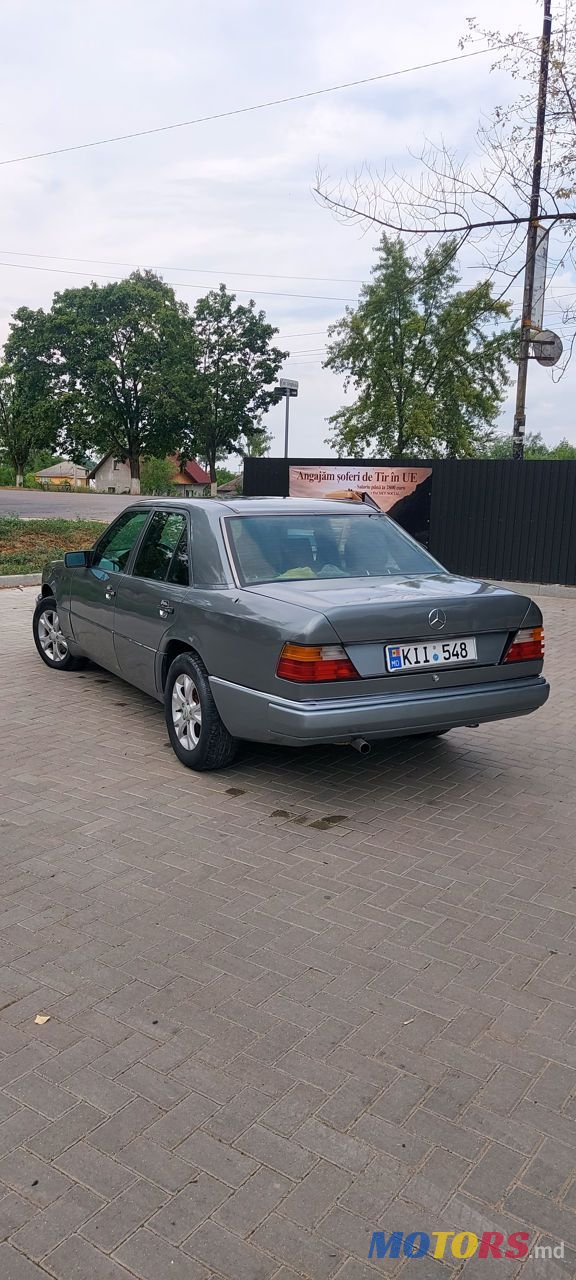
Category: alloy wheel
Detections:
[
  {"x1": 38, "y1": 609, "x2": 69, "y2": 663},
  {"x1": 172, "y1": 673, "x2": 202, "y2": 751}
]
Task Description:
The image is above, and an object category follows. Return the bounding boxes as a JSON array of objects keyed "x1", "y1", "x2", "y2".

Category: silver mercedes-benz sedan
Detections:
[{"x1": 33, "y1": 497, "x2": 549, "y2": 770}]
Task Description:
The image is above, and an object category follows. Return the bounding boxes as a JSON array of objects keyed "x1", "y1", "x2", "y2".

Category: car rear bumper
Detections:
[{"x1": 210, "y1": 674, "x2": 550, "y2": 747}]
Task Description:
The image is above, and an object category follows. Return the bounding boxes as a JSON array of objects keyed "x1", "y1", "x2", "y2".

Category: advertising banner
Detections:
[{"x1": 289, "y1": 464, "x2": 433, "y2": 542}]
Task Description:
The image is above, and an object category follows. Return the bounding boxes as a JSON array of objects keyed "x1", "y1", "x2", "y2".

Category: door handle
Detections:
[
  {"x1": 159, "y1": 600, "x2": 174, "y2": 618},
  {"x1": 105, "y1": 587, "x2": 116, "y2": 600}
]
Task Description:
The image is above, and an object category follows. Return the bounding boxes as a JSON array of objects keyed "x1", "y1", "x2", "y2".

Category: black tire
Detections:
[
  {"x1": 164, "y1": 651, "x2": 238, "y2": 771},
  {"x1": 32, "y1": 596, "x2": 84, "y2": 671}
]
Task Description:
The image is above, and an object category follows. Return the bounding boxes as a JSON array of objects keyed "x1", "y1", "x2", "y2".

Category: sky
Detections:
[{"x1": 0, "y1": 0, "x2": 573, "y2": 459}]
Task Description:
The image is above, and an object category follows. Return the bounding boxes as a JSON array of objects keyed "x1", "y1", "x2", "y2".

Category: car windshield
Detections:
[{"x1": 226, "y1": 513, "x2": 441, "y2": 584}]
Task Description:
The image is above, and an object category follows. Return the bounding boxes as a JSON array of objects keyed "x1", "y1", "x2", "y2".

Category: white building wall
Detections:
[
  {"x1": 93, "y1": 457, "x2": 132, "y2": 493},
  {"x1": 174, "y1": 483, "x2": 205, "y2": 498}
]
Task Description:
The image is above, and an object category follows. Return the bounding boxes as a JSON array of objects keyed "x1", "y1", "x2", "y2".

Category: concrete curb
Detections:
[
  {"x1": 490, "y1": 579, "x2": 576, "y2": 600},
  {"x1": 0, "y1": 573, "x2": 41, "y2": 587}
]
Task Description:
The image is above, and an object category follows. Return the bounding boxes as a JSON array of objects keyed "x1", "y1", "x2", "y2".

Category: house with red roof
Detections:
[
  {"x1": 168, "y1": 456, "x2": 210, "y2": 496},
  {"x1": 87, "y1": 453, "x2": 210, "y2": 496}
]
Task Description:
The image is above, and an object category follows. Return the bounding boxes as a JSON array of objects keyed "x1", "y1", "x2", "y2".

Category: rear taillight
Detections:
[
  {"x1": 277, "y1": 643, "x2": 359, "y2": 682},
  {"x1": 504, "y1": 626, "x2": 545, "y2": 663}
]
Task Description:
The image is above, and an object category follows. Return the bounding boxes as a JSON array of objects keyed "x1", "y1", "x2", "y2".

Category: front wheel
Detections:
[
  {"x1": 164, "y1": 652, "x2": 238, "y2": 771},
  {"x1": 33, "y1": 596, "x2": 83, "y2": 670}
]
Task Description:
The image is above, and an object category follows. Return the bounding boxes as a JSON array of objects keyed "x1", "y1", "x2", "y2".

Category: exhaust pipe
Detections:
[{"x1": 351, "y1": 737, "x2": 371, "y2": 755}]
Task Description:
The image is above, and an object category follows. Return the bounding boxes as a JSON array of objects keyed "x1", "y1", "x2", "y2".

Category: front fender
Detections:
[
  {"x1": 41, "y1": 559, "x2": 66, "y2": 597},
  {"x1": 40, "y1": 561, "x2": 80, "y2": 647}
]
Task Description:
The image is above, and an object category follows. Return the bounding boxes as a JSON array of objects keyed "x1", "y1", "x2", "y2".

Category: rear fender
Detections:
[
  {"x1": 156, "y1": 631, "x2": 205, "y2": 698},
  {"x1": 517, "y1": 599, "x2": 544, "y2": 630}
]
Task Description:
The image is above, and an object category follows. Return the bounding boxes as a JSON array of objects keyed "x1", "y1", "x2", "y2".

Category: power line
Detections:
[
  {"x1": 7, "y1": 249, "x2": 571, "y2": 304},
  {"x1": 278, "y1": 329, "x2": 329, "y2": 338},
  {"x1": 0, "y1": 259, "x2": 357, "y2": 303},
  {"x1": 287, "y1": 351, "x2": 328, "y2": 360},
  {"x1": 9, "y1": 251, "x2": 571, "y2": 312},
  {"x1": 6, "y1": 248, "x2": 568, "y2": 317},
  {"x1": 0, "y1": 248, "x2": 363, "y2": 287},
  {"x1": 0, "y1": 47, "x2": 497, "y2": 167},
  {"x1": 10, "y1": 248, "x2": 573, "y2": 293}
]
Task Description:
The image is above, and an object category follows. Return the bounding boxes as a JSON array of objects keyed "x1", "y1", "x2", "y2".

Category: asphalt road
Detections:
[{"x1": 0, "y1": 487, "x2": 136, "y2": 520}]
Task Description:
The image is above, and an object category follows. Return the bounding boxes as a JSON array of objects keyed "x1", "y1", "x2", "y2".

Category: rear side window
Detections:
[
  {"x1": 167, "y1": 527, "x2": 190, "y2": 586},
  {"x1": 132, "y1": 511, "x2": 188, "y2": 582}
]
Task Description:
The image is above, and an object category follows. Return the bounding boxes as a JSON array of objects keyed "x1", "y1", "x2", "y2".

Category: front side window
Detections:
[
  {"x1": 92, "y1": 509, "x2": 150, "y2": 573},
  {"x1": 132, "y1": 511, "x2": 188, "y2": 582},
  {"x1": 226, "y1": 514, "x2": 441, "y2": 585}
]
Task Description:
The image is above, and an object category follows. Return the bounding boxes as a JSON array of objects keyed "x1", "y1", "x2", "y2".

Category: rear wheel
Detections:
[
  {"x1": 165, "y1": 652, "x2": 237, "y2": 771},
  {"x1": 33, "y1": 596, "x2": 84, "y2": 671}
]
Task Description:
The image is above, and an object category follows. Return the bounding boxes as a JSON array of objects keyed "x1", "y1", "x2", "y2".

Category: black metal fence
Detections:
[{"x1": 243, "y1": 457, "x2": 576, "y2": 586}]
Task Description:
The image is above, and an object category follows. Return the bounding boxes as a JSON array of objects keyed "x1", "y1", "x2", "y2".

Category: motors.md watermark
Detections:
[{"x1": 368, "y1": 1229, "x2": 566, "y2": 1262}]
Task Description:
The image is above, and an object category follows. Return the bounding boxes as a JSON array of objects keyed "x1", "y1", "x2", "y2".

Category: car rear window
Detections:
[{"x1": 226, "y1": 514, "x2": 440, "y2": 585}]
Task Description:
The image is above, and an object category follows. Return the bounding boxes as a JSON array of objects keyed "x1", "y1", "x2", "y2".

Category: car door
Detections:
[
  {"x1": 69, "y1": 507, "x2": 151, "y2": 671},
  {"x1": 113, "y1": 509, "x2": 190, "y2": 697}
]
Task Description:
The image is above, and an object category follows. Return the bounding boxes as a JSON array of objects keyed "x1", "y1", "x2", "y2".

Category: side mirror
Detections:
[{"x1": 64, "y1": 550, "x2": 92, "y2": 568}]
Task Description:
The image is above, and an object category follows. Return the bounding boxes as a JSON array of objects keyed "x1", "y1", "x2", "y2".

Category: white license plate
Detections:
[{"x1": 385, "y1": 637, "x2": 477, "y2": 673}]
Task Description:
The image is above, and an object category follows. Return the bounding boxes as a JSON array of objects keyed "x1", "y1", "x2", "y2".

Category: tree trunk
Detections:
[
  {"x1": 129, "y1": 451, "x2": 140, "y2": 496},
  {"x1": 209, "y1": 458, "x2": 217, "y2": 499},
  {"x1": 16, "y1": 470, "x2": 23, "y2": 487}
]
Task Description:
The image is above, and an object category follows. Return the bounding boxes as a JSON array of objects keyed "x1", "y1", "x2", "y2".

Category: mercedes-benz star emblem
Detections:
[{"x1": 428, "y1": 608, "x2": 447, "y2": 630}]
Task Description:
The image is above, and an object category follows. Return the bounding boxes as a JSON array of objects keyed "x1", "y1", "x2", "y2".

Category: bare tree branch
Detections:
[
  {"x1": 316, "y1": 1, "x2": 576, "y2": 381},
  {"x1": 314, "y1": 179, "x2": 576, "y2": 235}
]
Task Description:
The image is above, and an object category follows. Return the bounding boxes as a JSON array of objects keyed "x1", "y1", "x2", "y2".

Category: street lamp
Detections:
[{"x1": 278, "y1": 378, "x2": 299, "y2": 457}]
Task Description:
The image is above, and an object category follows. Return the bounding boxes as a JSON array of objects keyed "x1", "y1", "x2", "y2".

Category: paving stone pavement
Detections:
[{"x1": 1, "y1": 586, "x2": 576, "y2": 1279}]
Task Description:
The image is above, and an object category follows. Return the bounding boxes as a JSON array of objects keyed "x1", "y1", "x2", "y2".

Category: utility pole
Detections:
[{"x1": 512, "y1": 0, "x2": 552, "y2": 460}]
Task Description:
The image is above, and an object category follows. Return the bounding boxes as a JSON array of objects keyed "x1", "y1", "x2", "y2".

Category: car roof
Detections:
[{"x1": 128, "y1": 496, "x2": 373, "y2": 516}]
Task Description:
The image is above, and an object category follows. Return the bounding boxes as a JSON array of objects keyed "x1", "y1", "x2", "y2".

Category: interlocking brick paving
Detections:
[{"x1": 1, "y1": 586, "x2": 575, "y2": 1277}]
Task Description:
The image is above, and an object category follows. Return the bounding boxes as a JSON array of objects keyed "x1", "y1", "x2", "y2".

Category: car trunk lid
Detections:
[{"x1": 247, "y1": 574, "x2": 531, "y2": 643}]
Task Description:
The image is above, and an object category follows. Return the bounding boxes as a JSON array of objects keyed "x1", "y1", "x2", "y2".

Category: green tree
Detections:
[
  {"x1": 16, "y1": 271, "x2": 200, "y2": 495},
  {"x1": 29, "y1": 448, "x2": 63, "y2": 472},
  {"x1": 0, "y1": 373, "x2": 45, "y2": 486},
  {"x1": 0, "y1": 318, "x2": 58, "y2": 486},
  {"x1": 3, "y1": 306, "x2": 91, "y2": 472},
  {"x1": 1, "y1": 307, "x2": 58, "y2": 485},
  {"x1": 0, "y1": 373, "x2": 47, "y2": 486},
  {"x1": 140, "y1": 456, "x2": 176, "y2": 495},
  {"x1": 243, "y1": 426, "x2": 273, "y2": 457},
  {"x1": 324, "y1": 237, "x2": 516, "y2": 459},
  {"x1": 185, "y1": 285, "x2": 286, "y2": 492},
  {"x1": 551, "y1": 438, "x2": 576, "y2": 459},
  {"x1": 478, "y1": 432, "x2": 576, "y2": 459},
  {"x1": 215, "y1": 466, "x2": 236, "y2": 486}
]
